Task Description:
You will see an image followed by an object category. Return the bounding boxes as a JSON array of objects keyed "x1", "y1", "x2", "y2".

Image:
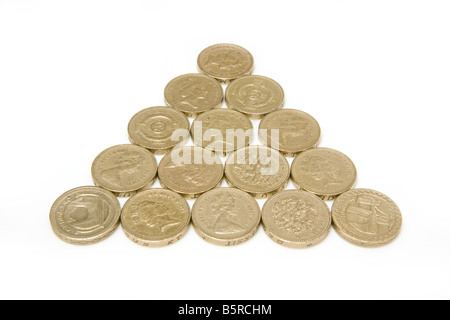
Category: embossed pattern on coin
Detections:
[
  {"x1": 158, "y1": 146, "x2": 224, "y2": 198},
  {"x1": 225, "y1": 75, "x2": 284, "y2": 119},
  {"x1": 91, "y1": 144, "x2": 157, "y2": 197},
  {"x1": 262, "y1": 190, "x2": 331, "y2": 248},
  {"x1": 121, "y1": 189, "x2": 191, "y2": 247},
  {"x1": 191, "y1": 108, "x2": 253, "y2": 155},
  {"x1": 332, "y1": 189, "x2": 402, "y2": 248},
  {"x1": 291, "y1": 148, "x2": 357, "y2": 201},
  {"x1": 128, "y1": 106, "x2": 189, "y2": 154},
  {"x1": 164, "y1": 73, "x2": 223, "y2": 117},
  {"x1": 49, "y1": 186, "x2": 121, "y2": 245},
  {"x1": 192, "y1": 188, "x2": 261, "y2": 246},
  {"x1": 259, "y1": 109, "x2": 321, "y2": 156},
  {"x1": 197, "y1": 44, "x2": 254, "y2": 83},
  {"x1": 225, "y1": 146, "x2": 290, "y2": 198}
]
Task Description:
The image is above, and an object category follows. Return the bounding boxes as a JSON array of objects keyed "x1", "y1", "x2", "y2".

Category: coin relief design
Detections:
[
  {"x1": 49, "y1": 186, "x2": 121, "y2": 245},
  {"x1": 128, "y1": 107, "x2": 190, "y2": 154},
  {"x1": 225, "y1": 146, "x2": 290, "y2": 198},
  {"x1": 225, "y1": 75, "x2": 284, "y2": 118},
  {"x1": 291, "y1": 148, "x2": 357, "y2": 201},
  {"x1": 259, "y1": 109, "x2": 321, "y2": 156},
  {"x1": 191, "y1": 108, "x2": 253, "y2": 155},
  {"x1": 121, "y1": 189, "x2": 191, "y2": 247},
  {"x1": 164, "y1": 73, "x2": 223, "y2": 117},
  {"x1": 197, "y1": 44, "x2": 254, "y2": 82},
  {"x1": 332, "y1": 189, "x2": 402, "y2": 248},
  {"x1": 91, "y1": 145, "x2": 157, "y2": 197},
  {"x1": 158, "y1": 147, "x2": 224, "y2": 198},
  {"x1": 262, "y1": 190, "x2": 331, "y2": 248},
  {"x1": 192, "y1": 188, "x2": 261, "y2": 246}
]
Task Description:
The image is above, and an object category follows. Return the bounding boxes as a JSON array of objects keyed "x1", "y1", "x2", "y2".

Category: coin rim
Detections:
[
  {"x1": 291, "y1": 147, "x2": 357, "y2": 200},
  {"x1": 197, "y1": 43, "x2": 254, "y2": 82},
  {"x1": 224, "y1": 146, "x2": 290, "y2": 196},
  {"x1": 120, "y1": 188, "x2": 192, "y2": 247},
  {"x1": 331, "y1": 188, "x2": 402, "y2": 248},
  {"x1": 258, "y1": 109, "x2": 321, "y2": 156},
  {"x1": 127, "y1": 106, "x2": 190, "y2": 153},
  {"x1": 191, "y1": 188, "x2": 261, "y2": 246},
  {"x1": 49, "y1": 186, "x2": 121, "y2": 245},
  {"x1": 225, "y1": 75, "x2": 285, "y2": 117},
  {"x1": 91, "y1": 144, "x2": 158, "y2": 195},
  {"x1": 261, "y1": 190, "x2": 332, "y2": 248}
]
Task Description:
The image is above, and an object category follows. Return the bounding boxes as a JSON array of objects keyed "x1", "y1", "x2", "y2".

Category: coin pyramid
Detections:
[{"x1": 50, "y1": 44, "x2": 402, "y2": 248}]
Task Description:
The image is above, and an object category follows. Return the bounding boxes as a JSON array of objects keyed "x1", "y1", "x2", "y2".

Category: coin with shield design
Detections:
[
  {"x1": 49, "y1": 186, "x2": 121, "y2": 245},
  {"x1": 332, "y1": 189, "x2": 402, "y2": 248}
]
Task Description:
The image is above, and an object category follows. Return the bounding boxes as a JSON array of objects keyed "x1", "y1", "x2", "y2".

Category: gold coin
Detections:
[
  {"x1": 192, "y1": 188, "x2": 261, "y2": 246},
  {"x1": 91, "y1": 144, "x2": 157, "y2": 197},
  {"x1": 128, "y1": 106, "x2": 190, "y2": 154},
  {"x1": 197, "y1": 44, "x2": 254, "y2": 83},
  {"x1": 259, "y1": 109, "x2": 321, "y2": 157},
  {"x1": 121, "y1": 189, "x2": 191, "y2": 247},
  {"x1": 225, "y1": 146, "x2": 290, "y2": 198},
  {"x1": 49, "y1": 186, "x2": 121, "y2": 245},
  {"x1": 164, "y1": 73, "x2": 223, "y2": 117},
  {"x1": 332, "y1": 189, "x2": 402, "y2": 248},
  {"x1": 225, "y1": 75, "x2": 284, "y2": 119},
  {"x1": 158, "y1": 146, "x2": 224, "y2": 199},
  {"x1": 291, "y1": 148, "x2": 357, "y2": 201},
  {"x1": 191, "y1": 108, "x2": 253, "y2": 156},
  {"x1": 262, "y1": 190, "x2": 331, "y2": 248}
]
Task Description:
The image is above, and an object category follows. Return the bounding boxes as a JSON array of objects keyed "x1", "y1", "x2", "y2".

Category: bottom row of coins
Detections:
[{"x1": 50, "y1": 186, "x2": 402, "y2": 248}]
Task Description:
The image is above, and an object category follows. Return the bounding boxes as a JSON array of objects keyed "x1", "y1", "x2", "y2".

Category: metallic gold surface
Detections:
[
  {"x1": 259, "y1": 109, "x2": 321, "y2": 157},
  {"x1": 225, "y1": 75, "x2": 284, "y2": 119},
  {"x1": 291, "y1": 148, "x2": 357, "y2": 201},
  {"x1": 191, "y1": 108, "x2": 253, "y2": 156},
  {"x1": 91, "y1": 144, "x2": 157, "y2": 197},
  {"x1": 158, "y1": 146, "x2": 224, "y2": 199},
  {"x1": 49, "y1": 186, "x2": 121, "y2": 245},
  {"x1": 224, "y1": 146, "x2": 290, "y2": 198},
  {"x1": 262, "y1": 190, "x2": 331, "y2": 248},
  {"x1": 128, "y1": 106, "x2": 190, "y2": 154},
  {"x1": 332, "y1": 189, "x2": 402, "y2": 248},
  {"x1": 192, "y1": 188, "x2": 261, "y2": 246},
  {"x1": 197, "y1": 44, "x2": 254, "y2": 83},
  {"x1": 121, "y1": 189, "x2": 191, "y2": 247},
  {"x1": 164, "y1": 73, "x2": 223, "y2": 117}
]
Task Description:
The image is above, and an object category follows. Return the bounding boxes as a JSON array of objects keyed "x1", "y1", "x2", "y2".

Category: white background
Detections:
[{"x1": 1, "y1": 0, "x2": 449, "y2": 300}]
